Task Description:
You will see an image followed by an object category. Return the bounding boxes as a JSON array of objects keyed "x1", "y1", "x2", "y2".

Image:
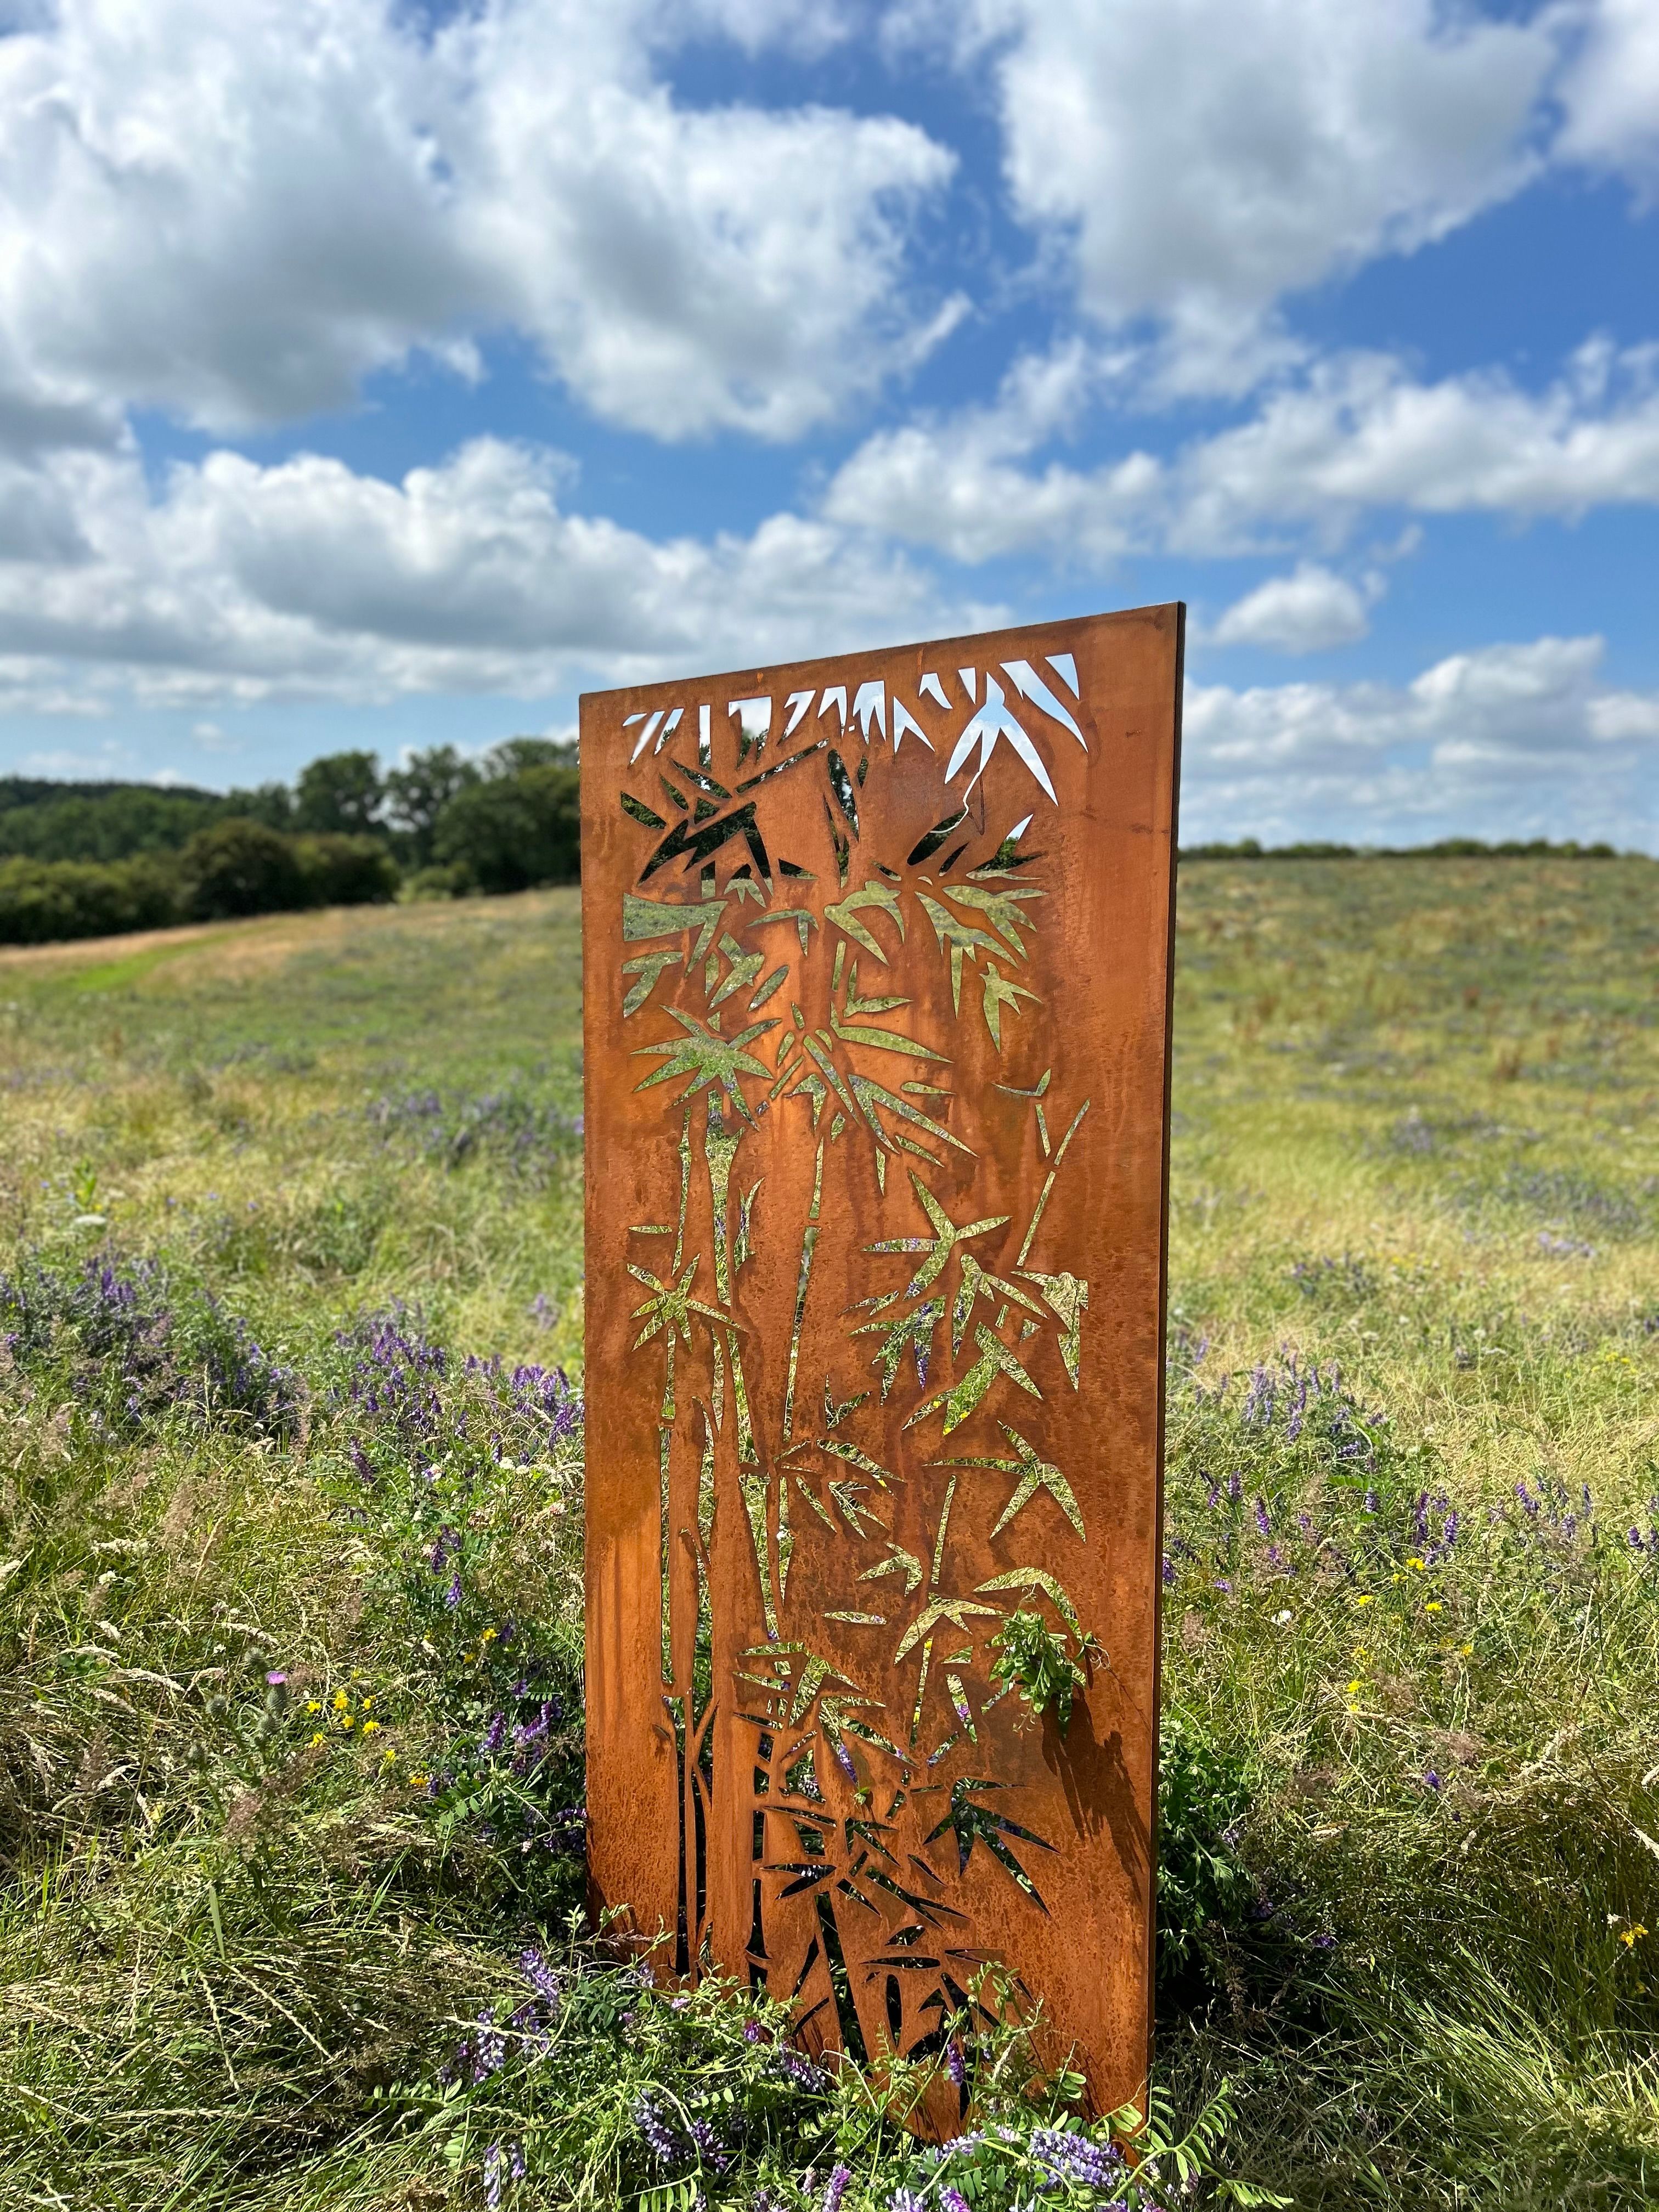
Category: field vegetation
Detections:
[{"x1": 1, "y1": 856, "x2": 1657, "y2": 2208}]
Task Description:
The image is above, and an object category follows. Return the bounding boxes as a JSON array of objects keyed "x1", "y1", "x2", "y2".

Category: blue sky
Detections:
[{"x1": 1, "y1": 0, "x2": 1656, "y2": 845}]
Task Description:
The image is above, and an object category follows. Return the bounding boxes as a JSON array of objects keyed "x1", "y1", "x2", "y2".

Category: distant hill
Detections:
[{"x1": 1178, "y1": 836, "x2": 1626, "y2": 860}]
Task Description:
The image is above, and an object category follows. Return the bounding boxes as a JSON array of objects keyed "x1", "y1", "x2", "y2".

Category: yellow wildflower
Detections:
[
  {"x1": 1347, "y1": 1679, "x2": 1364, "y2": 1696},
  {"x1": 1408, "y1": 1557, "x2": 1426, "y2": 1572},
  {"x1": 306, "y1": 1700, "x2": 321, "y2": 1714},
  {"x1": 340, "y1": 1714, "x2": 354, "y2": 1730},
  {"x1": 332, "y1": 1689, "x2": 349, "y2": 1711},
  {"x1": 362, "y1": 1719, "x2": 380, "y2": 1734},
  {"x1": 309, "y1": 1731, "x2": 326, "y2": 1748},
  {"x1": 1425, "y1": 1601, "x2": 1443, "y2": 1613},
  {"x1": 1355, "y1": 1594, "x2": 1375, "y2": 1608}
]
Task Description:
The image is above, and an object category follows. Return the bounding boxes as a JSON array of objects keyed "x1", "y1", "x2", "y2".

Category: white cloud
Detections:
[
  {"x1": 919, "y1": 0, "x2": 1554, "y2": 390},
  {"x1": 1177, "y1": 338, "x2": 1659, "y2": 539},
  {"x1": 1208, "y1": 565, "x2": 1375, "y2": 653},
  {"x1": 824, "y1": 337, "x2": 1659, "y2": 561},
  {"x1": 0, "y1": 435, "x2": 966, "y2": 710},
  {"x1": 1556, "y1": 0, "x2": 1659, "y2": 194},
  {"x1": 0, "y1": 0, "x2": 957, "y2": 447},
  {"x1": 1182, "y1": 635, "x2": 1659, "y2": 848}
]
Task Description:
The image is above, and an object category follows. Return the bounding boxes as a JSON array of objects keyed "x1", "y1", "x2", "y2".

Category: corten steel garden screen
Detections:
[{"x1": 580, "y1": 605, "x2": 1183, "y2": 2117}]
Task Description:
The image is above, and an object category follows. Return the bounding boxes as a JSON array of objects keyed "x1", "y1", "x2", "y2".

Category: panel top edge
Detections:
[{"x1": 577, "y1": 602, "x2": 1183, "y2": 713}]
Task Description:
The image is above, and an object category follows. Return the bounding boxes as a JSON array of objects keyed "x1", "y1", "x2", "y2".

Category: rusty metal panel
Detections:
[{"x1": 581, "y1": 606, "x2": 1182, "y2": 2119}]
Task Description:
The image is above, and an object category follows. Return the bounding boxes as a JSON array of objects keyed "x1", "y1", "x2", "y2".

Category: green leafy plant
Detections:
[{"x1": 988, "y1": 1608, "x2": 1102, "y2": 1734}]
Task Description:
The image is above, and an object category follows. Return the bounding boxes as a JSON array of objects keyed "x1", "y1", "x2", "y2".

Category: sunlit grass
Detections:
[{"x1": 0, "y1": 860, "x2": 1656, "y2": 2207}]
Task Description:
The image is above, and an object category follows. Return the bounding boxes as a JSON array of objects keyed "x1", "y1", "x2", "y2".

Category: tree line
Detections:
[{"x1": 0, "y1": 740, "x2": 580, "y2": 946}]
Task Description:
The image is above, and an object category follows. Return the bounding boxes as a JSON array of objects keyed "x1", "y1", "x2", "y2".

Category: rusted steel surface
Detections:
[{"x1": 581, "y1": 606, "x2": 1183, "y2": 2121}]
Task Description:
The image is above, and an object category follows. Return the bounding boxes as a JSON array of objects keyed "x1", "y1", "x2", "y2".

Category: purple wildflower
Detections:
[
  {"x1": 1255, "y1": 1497, "x2": 1272, "y2": 1537},
  {"x1": 823, "y1": 2165, "x2": 853, "y2": 2212},
  {"x1": 519, "y1": 1947, "x2": 561, "y2": 2007},
  {"x1": 1031, "y1": 2126, "x2": 1125, "y2": 2191},
  {"x1": 687, "y1": 2118, "x2": 730, "y2": 2173},
  {"x1": 775, "y1": 2045, "x2": 828, "y2": 2090},
  {"x1": 482, "y1": 2144, "x2": 505, "y2": 2211},
  {"x1": 634, "y1": 2094, "x2": 680, "y2": 2166},
  {"x1": 471, "y1": 2008, "x2": 506, "y2": 2082},
  {"x1": 945, "y1": 2038, "x2": 967, "y2": 2089}
]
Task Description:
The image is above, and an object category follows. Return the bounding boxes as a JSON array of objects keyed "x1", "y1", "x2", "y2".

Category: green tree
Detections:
[
  {"x1": 383, "y1": 746, "x2": 481, "y2": 865},
  {"x1": 0, "y1": 855, "x2": 178, "y2": 944},
  {"x1": 0, "y1": 787, "x2": 227, "y2": 864},
  {"x1": 294, "y1": 834, "x2": 402, "y2": 908},
  {"x1": 488, "y1": 736, "x2": 577, "y2": 777},
  {"x1": 221, "y1": 780, "x2": 296, "y2": 832},
  {"x1": 179, "y1": 819, "x2": 304, "y2": 921},
  {"x1": 293, "y1": 752, "x2": 384, "y2": 837},
  {"x1": 432, "y1": 763, "x2": 581, "y2": 893}
]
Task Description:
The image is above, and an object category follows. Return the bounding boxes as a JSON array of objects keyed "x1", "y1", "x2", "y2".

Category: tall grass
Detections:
[{"x1": 0, "y1": 861, "x2": 1656, "y2": 2207}]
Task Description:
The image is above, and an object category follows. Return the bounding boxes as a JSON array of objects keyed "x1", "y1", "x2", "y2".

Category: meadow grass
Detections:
[{"x1": 1, "y1": 860, "x2": 1656, "y2": 2209}]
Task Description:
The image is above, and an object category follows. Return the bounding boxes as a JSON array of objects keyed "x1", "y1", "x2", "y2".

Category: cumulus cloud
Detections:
[
  {"x1": 909, "y1": 0, "x2": 1554, "y2": 390},
  {"x1": 824, "y1": 337, "x2": 1659, "y2": 561},
  {"x1": 1207, "y1": 565, "x2": 1376, "y2": 653},
  {"x1": 1556, "y1": 0, "x2": 1659, "y2": 194},
  {"x1": 0, "y1": 436, "x2": 963, "y2": 710},
  {"x1": 1182, "y1": 635, "x2": 1659, "y2": 848},
  {"x1": 0, "y1": 0, "x2": 957, "y2": 447}
]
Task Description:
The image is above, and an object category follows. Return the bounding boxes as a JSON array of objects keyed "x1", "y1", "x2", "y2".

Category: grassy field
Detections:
[{"x1": 2, "y1": 859, "x2": 1657, "y2": 2209}]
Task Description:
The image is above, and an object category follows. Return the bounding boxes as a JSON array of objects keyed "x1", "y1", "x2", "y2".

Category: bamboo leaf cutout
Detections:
[
  {"x1": 623, "y1": 889, "x2": 727, "y2": 966},
  {"x1": 905, "y1": 1323, "x2": 1042, "y2": 1435},
  {"x1": 916, "y1": 891, "x2": 1004, "y2": 1012},
  {"x1": 859, "y1": 1543, "x2": 926, "y2": 1596},
  {"x1": 937, "y1": 1422, "x2": 1085, "y2": 1541},
  {"x1": 940, "y1": 881, "x2": 1045, "y2": 958},
  {"x1": 633, "y1": 1007, "x2": 777, "y2": 1116},
  {"x1": 1016, "y1": 1269, "x2": 1088, "y2": 1385},
  {"x1": 825, "y1": 879, "x2": 905, "y2": 963},
  {"x1": 867, "y1": 1170, "x2": 1009, "y2": 1303},
  {"x1": 981, "y1": 961, "x2": 1041, "y2": 1049},
  {"x1": 974, "y1": 1565, "x2": 1083, "y2": 1639},
  {"x1": 894, "y1": 1593, "x2": 1000, "y2": 1664}
]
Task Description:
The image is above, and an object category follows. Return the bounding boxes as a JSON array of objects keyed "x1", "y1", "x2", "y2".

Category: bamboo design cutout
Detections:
[{"x1": 585, "y1": 610, "x2": 1181, "y2": 2129}]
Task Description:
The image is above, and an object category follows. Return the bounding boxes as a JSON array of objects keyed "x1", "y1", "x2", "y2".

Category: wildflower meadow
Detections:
[{"x1": 1, "y1": 856, "x2": 1657, "y2": 2208}]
